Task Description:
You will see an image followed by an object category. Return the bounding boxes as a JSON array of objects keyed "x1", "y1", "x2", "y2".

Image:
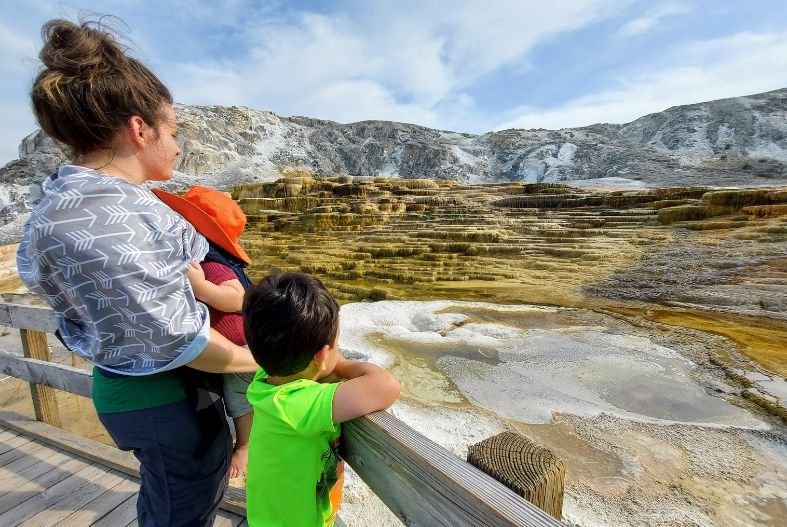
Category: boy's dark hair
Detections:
[{"x1": 243, "y1": 272, "x2": 339, "y2": 376}]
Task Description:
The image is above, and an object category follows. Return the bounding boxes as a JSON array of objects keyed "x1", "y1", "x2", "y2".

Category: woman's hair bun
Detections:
[{"x1": 39, "y1": 19, "x2": 126, "y2": 76}]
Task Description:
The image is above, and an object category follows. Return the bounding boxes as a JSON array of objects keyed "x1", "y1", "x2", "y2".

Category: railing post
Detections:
[
  {"x1": 468, "y1": 432, "x2": 565, "y2": 520},
  {"x1": 19, "y1": 328, "x2": 62, "y2": 428}
]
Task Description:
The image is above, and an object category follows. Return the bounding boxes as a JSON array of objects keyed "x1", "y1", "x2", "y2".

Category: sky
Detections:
[{"x1": 1, "y1": 0, "x2": 786, "y2": 166}]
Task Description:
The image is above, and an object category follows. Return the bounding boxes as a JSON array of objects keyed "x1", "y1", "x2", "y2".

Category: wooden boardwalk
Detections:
[{"x1": 0, "y1": 424, "x2": 247, "y2": 527}]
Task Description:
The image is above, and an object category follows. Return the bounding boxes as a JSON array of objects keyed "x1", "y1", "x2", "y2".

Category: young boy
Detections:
[
  {"x1": 152, "y1": 186, "x2": 256, "y2": 478},
  {"x1": 242, "y1": 272, "x2": 400, "y2": 527}
]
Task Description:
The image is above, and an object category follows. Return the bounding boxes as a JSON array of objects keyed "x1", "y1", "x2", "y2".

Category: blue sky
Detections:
[{"x1": 1, "y1": 0, "x2": 786, "y2": 165}]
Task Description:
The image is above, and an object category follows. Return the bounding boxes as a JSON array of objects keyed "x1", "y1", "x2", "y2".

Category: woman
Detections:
[{"x1": 16, "y1": 19, "x2": 259, "y2": 526}]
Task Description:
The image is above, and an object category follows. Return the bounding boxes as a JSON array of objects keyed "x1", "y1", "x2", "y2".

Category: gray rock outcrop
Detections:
[{"x1": 1, "y1": 87, "x2": 786, "y2": 244}]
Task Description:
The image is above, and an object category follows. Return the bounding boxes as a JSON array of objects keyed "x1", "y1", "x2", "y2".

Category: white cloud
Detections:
[
  {"x1": 165, "y1": 0, "x2": 626, "y2": 129},
  {"x1": 495, "y1": 31, "x2": 787, "y2": 130},
  {"x1": 616, "y1": 2, "x2": 691, "y2": 38},
  {"x1": 303, "y1": 79, "x2": 438, "y2": 125},
  {"x1": 441, "y1": 0, "x2": 624, "y2": 83}
]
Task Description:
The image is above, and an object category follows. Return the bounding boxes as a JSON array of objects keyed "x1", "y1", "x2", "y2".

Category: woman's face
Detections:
[{"x1": 142, "y1": 104, "x2": 181, "y2": 182}]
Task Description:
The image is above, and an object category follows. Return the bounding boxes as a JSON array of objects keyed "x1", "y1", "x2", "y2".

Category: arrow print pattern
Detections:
[{"x1": 17, "y1": 166, "x2": 211, "y2": 374}]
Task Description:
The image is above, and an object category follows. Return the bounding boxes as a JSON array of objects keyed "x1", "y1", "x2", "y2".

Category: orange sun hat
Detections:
[{"x1": 152, "y1": 186, "x2": 251, "y2": 265}]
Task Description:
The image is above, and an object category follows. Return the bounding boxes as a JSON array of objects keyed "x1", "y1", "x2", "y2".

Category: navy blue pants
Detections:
[{"x1": 98, "y1": 397, "x2": 231, "y2": 527}]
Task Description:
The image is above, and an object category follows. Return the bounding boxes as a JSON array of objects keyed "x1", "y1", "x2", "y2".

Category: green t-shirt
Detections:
[
  {"x1": 91, "y1": 367, "x2": 188, "y2": 414},
  {"x1": 246, "y1": 371, "x2": 343, "y2": 527}
]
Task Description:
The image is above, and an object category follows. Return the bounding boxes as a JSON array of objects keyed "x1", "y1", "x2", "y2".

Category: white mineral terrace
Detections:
[{"x1": 338, "y1": 301, "x2": 787, "y2": 527}]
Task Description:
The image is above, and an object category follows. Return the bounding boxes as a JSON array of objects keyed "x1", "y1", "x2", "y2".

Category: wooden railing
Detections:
[{"x1": 0, "y1": 302, "x2": 565, "y2": 527}]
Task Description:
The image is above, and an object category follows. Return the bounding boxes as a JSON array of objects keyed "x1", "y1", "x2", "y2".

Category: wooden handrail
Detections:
[
  {"x1": 0, "y1": 302, "x2": 565, "y2": 526},
  {"x1": 0, "y1": 303, "x2": 58, "y2": 332}
]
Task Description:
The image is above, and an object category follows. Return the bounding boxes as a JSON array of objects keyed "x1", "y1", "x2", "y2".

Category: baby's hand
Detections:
[{"x1": 187, "y1": 261, "x2": 207, "y2": 296}]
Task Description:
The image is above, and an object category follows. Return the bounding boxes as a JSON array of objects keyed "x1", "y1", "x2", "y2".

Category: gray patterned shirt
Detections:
[{"x1": 17, "y1": 165, "x2": 211, "y2": 375}]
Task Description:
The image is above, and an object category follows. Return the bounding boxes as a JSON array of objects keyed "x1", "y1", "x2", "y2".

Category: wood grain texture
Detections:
[
  {"x1": 17, "y1": 468, "x2": 127, "y2": 527},
  {"x1": 57, "y1": 477, "x2": 139, "y2": 527},
  {"x1": 0, "y1": 450, "x2": 75, "y2": 500},
  {"x1": 89, "y1": 495, "x2": 139, "y2": 527},
  {"x1": 0, "y1": 429, "x2": 34, "y2": 456},
  {"x1": 468, "y1": 432, "x2": 565, "y2": 519},
  {"x1": 0, "y1": 410, "x2": 248, "y2": 517},
  {"x1": 0, "y1": 304, "x2": 58, "y2": 333},
  {"x1": 20, "y1": 329, "x2": 62, "y2": 428},
  {"x1": 0, "y1": 351, "x2": 93, "y2": 398},
  {"x1": 341, "y1": 410, "x2": 565, "y2": 527},
  {"x1": 0, "y1": 458, "x2": 97, "y2": 517},
  {"x1": 0, "y1": 434, "x2": 48, "y2": 467},
  {"x1": 214, "y1": 510, "x2": 246, "y2": 527}
]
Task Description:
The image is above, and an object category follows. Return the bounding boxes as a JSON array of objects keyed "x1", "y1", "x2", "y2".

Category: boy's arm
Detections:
[
  {"x1": 331, "y1": 358, "x2": 400, "y2": 423},
  {"x1": 187, "y1": 262, "x2": 245, "y2": 312}
]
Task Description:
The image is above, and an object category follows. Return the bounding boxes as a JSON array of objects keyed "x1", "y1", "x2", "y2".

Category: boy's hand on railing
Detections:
[
  {"x1": 331, "y1": 360, "x2": 401, "y2": 423},
  {"x1": 333, "y1": 359, "x2": 372, "y2": 380}
]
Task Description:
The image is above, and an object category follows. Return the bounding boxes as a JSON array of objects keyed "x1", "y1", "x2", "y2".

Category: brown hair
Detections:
[
  {"x1": 243, "y1": 272, "x2": 340, "y2": 376},
  {"x1": 30, "y1": 18, "x2": 173, "y2": 157}
]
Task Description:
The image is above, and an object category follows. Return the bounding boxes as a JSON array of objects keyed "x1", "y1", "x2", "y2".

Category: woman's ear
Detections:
[{"x1": 127, "y1": 115, "x2": 148, "y2": 149}]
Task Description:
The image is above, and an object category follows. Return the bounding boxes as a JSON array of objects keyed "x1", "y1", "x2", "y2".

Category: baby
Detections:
[{"x1": 153, "y1": 186, "x2": 255, "y2": 477}]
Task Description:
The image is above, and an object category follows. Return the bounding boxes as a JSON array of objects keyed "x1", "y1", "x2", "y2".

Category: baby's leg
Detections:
[
  {"x1": 222, "y1": 371, "x2": 255, "y2": 478},
  {"x1": 230, "y1": 412, "x2": 253, "y2": 478}
]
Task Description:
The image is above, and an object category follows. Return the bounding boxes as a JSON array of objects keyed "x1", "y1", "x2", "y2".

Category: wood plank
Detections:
[
  {"x1": 0, "y1": 450, "x2": 76, "y2": 501},
  {"x1": 0, "y1": 428, "x2": 17, "y2": 444},
  {"x1": 0, "y1": 304, "x2": 58, "y2": 333},
  {"x1": 0, "y1": 453, "x2": 89, "y2": 512},
  {"x1": 0, "y1": 410, "x2": 248, "y2": 516},
  {"x1": 341, "y1": 410, "x2": 565, "y2": 527},
  {"x1": 19, "y1": 468, "x2": 128, "y2": 527},
  {"x1": 468, "y1": 432, "x2": 565, "y2": 519},
  {"x1": 213, "y1": 510, "x2": 244, "y2": 527},
  {"x1": 0, "y1": 462, "x2": 106, "y2": 525},
  {"x1": 0, "y1": 431, "x2": 33, "y2": 456},
  {"x1": 222, "y1": 487, "x2": 247, "y2": 516},
  {"x1": 126, "y1": 520, "x2": 139, "y2": 527},
  {"x1": 21, "y1": 329, "x2": 63, "y2": 427},
  {"x1": 0, "y1": 435, "x2": 54, "y2": 469},
  {"x1": 58, "y1": 477, "x2": 138, "y2": 527},
  {"x1": 0, "y1": 408, "x2": 138, "y2": 474},
  {"x1": 0, "y1": 350, "x2": 93, "y2": 398},
  {"x1": 0, "y1": 442, "x2": 63, "y2": 482},
  {"x1": 89, "y1": 494, "x2": 139, "y2": 527}
]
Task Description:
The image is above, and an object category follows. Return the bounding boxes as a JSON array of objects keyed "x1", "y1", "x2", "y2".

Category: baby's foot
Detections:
[{"x1": 229, "y1": 444, "x2": 249, "y2": 479}]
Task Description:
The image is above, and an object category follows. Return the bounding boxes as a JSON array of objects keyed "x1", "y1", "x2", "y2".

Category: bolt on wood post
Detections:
[
  {"x1": 467, "y1": 431, "x2": 565, "y2": 520},
  {"x1": 20, "y1": 328, "x2": 62, "y2": 428}
]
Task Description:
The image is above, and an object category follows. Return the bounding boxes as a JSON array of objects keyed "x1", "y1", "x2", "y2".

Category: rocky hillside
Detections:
[{"x1": 1, "y1": 88, "x2": 785, "y2": 244}]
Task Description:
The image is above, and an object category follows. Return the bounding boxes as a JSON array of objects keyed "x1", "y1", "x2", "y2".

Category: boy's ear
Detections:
[{"x1": 313, "y1": 344, "x2": 331, "y2": 371}]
